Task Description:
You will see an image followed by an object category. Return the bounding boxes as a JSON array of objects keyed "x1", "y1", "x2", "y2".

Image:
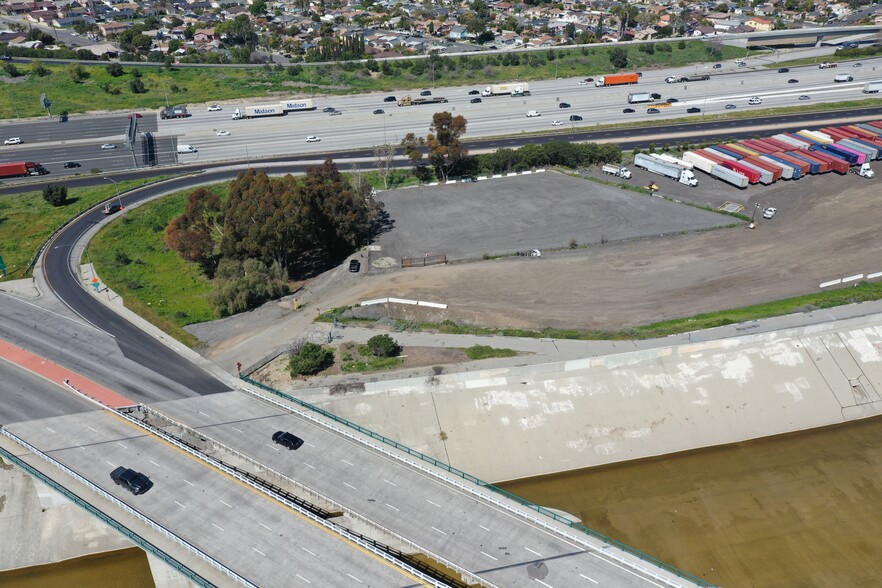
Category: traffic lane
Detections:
[
  {"x1": 0, "y1": 138, "x2": 177, "y2": 177},
  {"x1": 4, "y1": 411, "x2": 418, "y2": 588},
  {"x1": 158, "y1": 391, "x2": 661, "y2": 587},
  {"x1": 0, "y1": 113, "x2": 157, "y2": 144},
  {"x1": 0, "y1": 360, "x2": 97, "y2": 423}
]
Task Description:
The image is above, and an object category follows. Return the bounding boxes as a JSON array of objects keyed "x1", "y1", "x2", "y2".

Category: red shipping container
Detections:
[
  {"x1": 806, "y1": 149, "x2": 849, "y2": 174},
  {"x1": 772, "y1": 152, "x2": 811, "y2": 174},
  {"x1": 745, "y1": 156, "x2": 783, "y2": 181},
  {"x1": 723, "y1": 160, "x2": 761, "y2": 183}
]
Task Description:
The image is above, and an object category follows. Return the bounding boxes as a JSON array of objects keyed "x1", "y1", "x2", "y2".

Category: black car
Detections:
[
  {"x1": 647, "y1": 108, "x2": 660, "y2": 114},
  {"x1": 349, "y1": 259, "x2": 361, "y2": 272},
  {"x1": 420, "y1": 90, "x2": 432, "y2": 96},
  {"x1": 569, "y1": 114, "x2": 583, "y2": 121},
  {"x1": 470, "y1": 97, "x2": 482, "y2": 103},
  {"x1": 373, "y1": 109, "x2": 384, "y2": 114},
  {"x1": 788, "y1": 79, "x2": 798, "y2": 84},
  {"x1": 559, "y1": 102, "x2": 571, "y2": 108},
  {"x1": 103, "y1": 203, "x2": 123, "y2": 215},
  {"x1": 322, "y1": 107, "x2": 336, "y2": 113},
  {"x1": 623, "y1": 108, "x2": 635, "y2": 113},
  {"x1": 384, "y1": 96, "x2": 397, "y2": 102},
  {"x1": 636, "y1": 72, "x2": 643, "y2": 77},
  {"x1": 687, "y1": 107, "x2": 701, "y2": 113},
  {"x1": 666, "y1": 98, "x2": 679, "y2": 103},
  {"x1": 650, "y1": 92, "x2": 662, "y2": 100},
  {"x1": 778, "y1": 67, "x2": 790, "y2": 73},
  {"x1": 110, "y1": 466, "x2": 153, "y2": 495},
  {"x1": 273, "y1": 431, "x2": 304, "y2": 450},
  {"x1": 468, "y1": 90, "x2": 480, "y2": 95},
  {"x1": 63, "y1": 162, "x2": 81, "y2": 168},
  {"x1": 0, "y1": 55, "x2": 10, "y2": 61},
  {"x1": 713, "y1": 63, "x2": 722, "y2": 68}
]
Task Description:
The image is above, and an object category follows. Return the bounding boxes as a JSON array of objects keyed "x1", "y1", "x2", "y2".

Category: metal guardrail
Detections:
[{"x1": 240, "y1": 375, "x2": 717, "y2": 587}]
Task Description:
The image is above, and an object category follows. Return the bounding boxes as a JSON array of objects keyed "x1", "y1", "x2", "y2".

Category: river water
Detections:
[{"x1": 499, "y1": 417, "x2": 882, "y2": 588}]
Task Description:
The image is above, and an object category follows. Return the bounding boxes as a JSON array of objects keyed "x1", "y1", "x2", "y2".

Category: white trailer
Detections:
[
  {"x1": 482, "y1": 83, "x2": 530, "y2": 97},
  {"x1": 627, "y1": 92, "x2": 653, "y2": 104},
  {"x1": 280, "y1": 98, "x2": 315, "y2": 112},
  {"x1": 634, "y1": 153, "x2": 698, "y2": 186},
  {"x1": 863, "y1": 81, "x2": 882, "y2": 94},
  {"x1": 772, "y1": 134, "x2": 811, "y2": 149},
  {"x1": 654, "y1": 153, "x2": 693, "y2": 170},
  {"x1": 232, "y1": 104, "x2": 285, "y2": 119},
  {"x1": 682, "y1": 151, "x2": 749, "y2": 188},
  {"x1": 758, "y1": 155, "x2": 794, "y2": 180}
]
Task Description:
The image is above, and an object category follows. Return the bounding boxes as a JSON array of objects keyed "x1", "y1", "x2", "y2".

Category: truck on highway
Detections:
[
  {"x1": 232, "y1": 104, "x2": 285, "y2": 119},
  {"x1": 601, "y1": 164, "x2": 632, "y2": 179},
  {"x1": 819, "y1": 62, "x2": 837, "y2": 69},
  {"x1": 834, "y1": 74, "x2": 854, "y2": 83},
  {"x1": 627, "y1": 92, "x2": 654, "y2": 104},
  {"x1": 595, "y1": 73, "x2": 639, "y2": 87},
  {"x1": 666, "y1": 74, "x2": 710, "y2": 84},
  {"x1": 397, "y1": 95, "x2": 450, "y2": 106},
  {"x1": 160, "y1": 105, "x2": 190, "y2": 119},
  {"x1": 863, "y1": 81, "x2": 882, "y2": 94},
  {"x1": 481, "y1": 83, "x2": 530, "y2": 97},
  {"x1": 0, "y1": 161, "x2": 47, "y2": 179},
  {"x1": 634, "y1": 153, "x2": 698, "y2": 186}
]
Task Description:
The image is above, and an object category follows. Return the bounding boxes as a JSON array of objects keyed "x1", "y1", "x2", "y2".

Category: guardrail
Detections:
[{"x1": 240, "y1": 375, "x2": 716, "y2": 587}]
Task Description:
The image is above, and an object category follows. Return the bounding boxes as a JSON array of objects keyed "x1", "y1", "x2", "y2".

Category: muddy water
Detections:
[
  {"x1": 498, "y1": 417, "x2": 882, "y2": 588},
  {"x1": 0, "y1": 547, "x2": 155, "y2": 588}
]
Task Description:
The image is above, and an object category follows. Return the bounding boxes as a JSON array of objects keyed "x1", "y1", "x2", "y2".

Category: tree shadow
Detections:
[{"x1": 370, "y1": 206, "x2": 395, "y2": 241}]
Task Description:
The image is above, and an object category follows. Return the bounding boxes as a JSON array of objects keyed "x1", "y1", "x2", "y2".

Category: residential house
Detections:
[
  {"x1": 745, "y1": 16, "x2": 774, "y2": 30},
  {"x1": 193, "y1": 27, "x2": 217, "y2": 42},
  {"x1": 98, "y1": 20, "x2": 130, "y2": 36}
]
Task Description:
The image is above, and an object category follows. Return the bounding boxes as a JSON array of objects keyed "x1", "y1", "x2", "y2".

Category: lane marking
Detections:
[
  {"x1": 252, "y1": 547, "x2": 265, "y2": 557},
  {"x1": 479, "y1": 525, "x2": 490, "y2": 531},
  {"x1": 267, "y1": 443, "x2": 280, "y2": 451},
  {"x1": 301, "y1": 546, "x2": 317, "y2": 557},
  {"x1": 589, "y1": 552, "x2": 666, "y2": 587},
  {"x1": 385, "y1": 503, "x2": 400, "y2": 512},
  {"x1": 431, "y1": 527, "x2": 447, "y2": 535},
  {"x1": 211, "y1": 523, "x2": 224, "y2": 532},
  {"x1": 219, "y1": 499, "x2": 233, "y2": 508},
  {"x1": 296, "y1": 574, "x2": 311, "y2": 584},
  {"x1": 426, "y1": 499, "x2": 441, "y2": 508},
  {"x1": 149, "y1": 460, "x2": 161, "y2": 468},
  {"x1": 87, "y1": 426, "x2": 98, "y2": 432},
  {"x1": 105, "y1": 461, "x2": 115, "y2": 467},
  {"x1": 536, "y1": 580, "x2": 553, "y2": 588},
  {"x1": 343, "y1": 482, "x2": 357, "y2": 490},
  {"x1": 481, "y1": 551, "x2": 498, "y2": 561},
  {"x1": 232, "y1": 426, "x2": 244, "y2": 434},
  {"x1": 303, "y1": 462, "x2": 316, "y2": 469},
  {"x1": 580, "y1": 574, "x2": 599, "y2": 584},
  {"x1": 198, "y1": 411, "x2": 211, "y2": 417},
  {"x1": 341, "y1": 459, "x2": 354, "y2": 466},
  {"x1": 46, "y1": 427, "x2": 56, "y2": 433},
  {"x1": 346, "y1": 574, "x2": 364, "y2": 584},
  {"x1": 116, "y1": 442, "x2": 127, "y2": 449},
  {"x1": 383, "y1": 479, "x2": 397, "y2": 486},
  {"x1": 259, "y1": 522, "x2": 272, "y2": 531},
  {"x1": 525, "y1": 547, "x2": 543, "y2": 557},
  {"x1": 183, "y1": 479, "x2": 195, "y2": 486},
  {"x1": 174, "y1": 500, "x2": 186, "y2": 508}
]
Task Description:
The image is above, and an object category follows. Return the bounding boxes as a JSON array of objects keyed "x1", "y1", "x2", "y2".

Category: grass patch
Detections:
[
  {"x1": 464, "y1": 344, "x2": 519, "y2": 360},
  {"x1": 338, "y1": 341, "x2": 403, "y2": 372},
  {"x1": 769, "y1": 45, "x2": 882, "y2": 69},
  {"x1": 1, "y1": 42, "x2": 746, "y2": 118},
  {"x1": 86, "y1": 182, "x2": 231, "y2": 346},
  {"x1": 0, "y1": 177, "x2": 167, "y2": 280}
]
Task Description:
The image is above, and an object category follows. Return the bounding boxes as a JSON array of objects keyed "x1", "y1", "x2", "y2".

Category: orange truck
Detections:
[{"x1": 594, "y1": 73, "x2": 640, "y2": 87}]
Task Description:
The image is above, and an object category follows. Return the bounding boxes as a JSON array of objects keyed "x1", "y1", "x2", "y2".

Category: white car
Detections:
[
  {"x1": 762, "y1": 207, "x2": 777, "y2": 219},
  {"x1": 207, "y1": 105, "x2": 222, "y2": 111},
  {"x1": 100, "y1": 143, "x2": 117, "y2": 150},
  {"x1": 551, "y1": 120, "x2": 563, "y2": 126},
  {"x1": 748, "y1": 96, "x2": 763, "y2": 105},
  {"x1": 305, "y1": 136, "x2": 321, "y2": 143},
  {"x1": 4, "y1": 137, "x2": 22, "y2": 145},
  {"x1": 526, "y1": 111, "x2": 541, "y2": 117},
  {"x1": 216, "y1": 130, "x2": 230, "y2": 136},
  {"x1": 578, "y1": 80, "x2": 590, "y2": 86}
]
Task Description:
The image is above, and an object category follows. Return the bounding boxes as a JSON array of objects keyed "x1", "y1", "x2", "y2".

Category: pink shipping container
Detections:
[
  {"x1": 831, "y1": 142, "x2": 867, "y2": 164},
  {"x1": 743, "y1": 139, "x2": 778, "y2": 154}
]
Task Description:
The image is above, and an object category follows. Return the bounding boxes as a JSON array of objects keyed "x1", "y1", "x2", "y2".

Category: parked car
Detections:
[
  {"x1": 558, "y1": 102, "x2": 571, "y2": 108},
  {"x1": 272, "y1": 431, "x2": 304, "y2": 450},
  {"x1": 798, "y1": 95, "x2": 811, "y2": 100},
  {"x1": 420, "y1": 90, "x2": 432, "y2": 96},
  {"x1": 384, "y1": 96, "x2": 397, "y2": 102},
  {"x1": 349, "y1": 259, "x2": 361, "y2": 273},
  {"x1": 216, "y1": 130, "x2": 230, "y2": 136},
  {"x1": 110, "y1": 466, "x2": 153, "y2": 495},
  {"x1": 569, "y1": 114, "x2": 583, "y2": 121},
  {"x1": 762, "y1": 207, "x2": 777, "y2": 219},
  {"x1": 551, "y1": 120, "x2": 563, "y2": 126},
  {"x1": 4, "y1": 137, "x2": 22, "y2": 145},
  {"x1": 778, "y1": 67, "x2": 790, "y2": 73},
  {"x1": 305, "y1": 136, "x2": 321, "y2": 142},
  {"x1": 788, "y1": 79, "x2": 799, "y2": 84},
  {"x1": 373, "y1": 109, "x2": 384, "y2": 114},
  {"x1": 623, "y1": 108, "x2": 635, "y2": 113},
  {"x1": 63, "y1": 162, "x2": 81, "y2": 168},
  {"x1": 207, "y1": 105, "x2": 222, "y2": 111},
  {"x1": 322, "y1": 107, "x2": 336, "y2": 113},
  {"x1": 100, "y1": 143, "x2": 117, "y2": 149},
  {"x1": 468, "y1": 89, "x2": 480, "y2": 95},
  {"x1": 647, "y1": 108, "x2": 660, "y2": 114},
  {"x1": 470, "y1": 97, "x2": 482, "y2": 103},
  {"x1": 687, "y1": 107, "x2": 701, "y2": 113},
  {"x1": 725, "y1": 104, "x2": 736, "y2": 109}
]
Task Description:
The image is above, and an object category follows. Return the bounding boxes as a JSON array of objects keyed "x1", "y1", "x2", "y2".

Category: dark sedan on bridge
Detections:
[{"x1": 273, "y1": 431, "x2": 304, "y2": 450}]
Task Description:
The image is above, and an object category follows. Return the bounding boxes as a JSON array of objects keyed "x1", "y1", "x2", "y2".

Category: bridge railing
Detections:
[{"x1": 240, "y1": 374, "x2": 717, "y2": 588}]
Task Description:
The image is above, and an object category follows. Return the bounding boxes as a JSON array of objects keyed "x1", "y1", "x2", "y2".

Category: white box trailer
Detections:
[
  {"x1": 735, "y1": 159, "x2": 774, "y2": 185},
  {"x1": 634, "y1": 153, "x2": 698, "y2": 186},
  {"x1": 232, "y1": 104, "x2": 285, "y2": 119},
  {"x1": 772, "y1": 134, "x2": 810, "y2": 149},
  {"x1": 799, "y1": 129, "x2": 832, "y2": 144},
  {"x1": 627, "y1": 92, "x2": 654, "y2": 104},
  {"x1": 482, "y1": 83, "x2": 529, "y2": 97},
  {"x1": 839, "y1": 138, "x2": 878, "y2": 159},
  {"x1": 863, "y1": 81, "x2": 882, "y2": 94},
  {"x1": 683, "y1": 152, "x2": 749, "y2": 187},
  {"x1": 654, "y1": 153, "x2": 693, "y2": 170},
  {"x1": 758, "y1": 155, "x2": 794, "y2": 179},
  {"x1": 280, "y1": 98, "x2": 315, "y2": 112}
]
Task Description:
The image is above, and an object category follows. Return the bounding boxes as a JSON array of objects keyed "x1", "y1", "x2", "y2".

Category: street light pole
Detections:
[
  {"x1": 750, "y1": 202, "x2": 760, "y2": 222},
  {"x1": 103, "y1": 177, "x2": 122, "y2": 210}
]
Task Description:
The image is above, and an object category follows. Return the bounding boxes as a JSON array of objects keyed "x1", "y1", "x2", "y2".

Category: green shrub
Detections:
[
  {"x1": 289, "y1": 342, "x2": 334, "y2": 376},
  {"x1": 42, "y1": 184, "x2": 68, "y2": 207},
  {"x1": 365, "y1": 334, "x2": 400, "y2": 357},
  {"x1": 464, "y1": 345, "x2": 518, "y2": 360}
]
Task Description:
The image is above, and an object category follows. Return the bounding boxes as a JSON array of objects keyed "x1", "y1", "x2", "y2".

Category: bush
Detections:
[
  {"x1": 130, "y1": 78, "x2": 146, "y2": 93},
  {"x1": 464, "y1": 345, "x2": 518, "y2": 360},
  {"x1": 208, "y1": 258, "x2": 290, "y2": 317},
  {"x1": 42, "y1": 184, "x2": 68, "y2": 207},
  {"x1": 366, "y1": 334, "x2": 400, "y2": 357},
  {"x1": 289, "y1": 342, "x2": 334, "y2": 376},
  {"x1": 106, "y1": 62, "x2": 125, "y2": 77}
]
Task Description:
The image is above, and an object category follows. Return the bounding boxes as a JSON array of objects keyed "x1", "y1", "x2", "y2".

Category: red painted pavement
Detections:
[{"x1": 0, "y1": 339, "x2": 136, "y2": 409}]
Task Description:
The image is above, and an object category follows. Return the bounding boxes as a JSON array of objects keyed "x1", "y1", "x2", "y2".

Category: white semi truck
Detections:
[
  {"x1": 482, "y1": 83, "x2": 530, "y2": 97},
  {"x1": 634, "y1": 153, "x2": 698, "y2": 186},
  {"x1": 232, "y1": 99, "x2": 315, "y2": 119},
  {"x1": 863, "y1": 81, "x2": 882, "y2": 94},
  {"x1": 601, "y1": 165, "x2": 632, "y2": 179}
]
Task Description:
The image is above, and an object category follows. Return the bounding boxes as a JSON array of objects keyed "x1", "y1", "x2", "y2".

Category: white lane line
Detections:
[
  {"x1": 479, "y1": 525, "x2": 490, "y2": 531},
  {"x1": 303, "y1": 462, "x2": 316, "y2": 469},
  {"x1": 87, "y1": 426, "x2": 98, "y2": 432},
  {"x1": 385, "y1": 503, "x2": 400, "y2": 512},
  {"x1": 589, "y1": 552, "x2": 666, "y2": 587},
  {"x1": 105, "y1": 461, "x2": 115, "y2": 467},
  {"x1": 219, "y1": 499, "x2": 233, "y2": 508},
  {"x1": 343, "y1": 482, "x2": 357, "y2": 490},
  {"x1": 183, "y1": 479, "x2": 195, "y2": 486},
  {"x1": 45, "y1": 427, "x2": 56, "y2": 433},
  {"x1": 431, "y1": 527, "x2": 447, "y2": 535},
  {"x1": 525, "y1": 547, "x2": 543, "y2": 557},
  {"x1": 174, "y1": 500, "x2": 186, "y2": 508},
  {"x1": 211, "y1": 523, "x2": 224, "y2": 532},
  {"x1": 149, "y1": 460, "x2": 161, "y2": 468},
  {"x1": 232, "y1": 426, "x2": 244, "y2": 434},
  {"x1": 301, "y1": 547, "x2": 317, "y2": 557},
  {"x1": 267, "y1": 443, "x2": 280, "y2": 451},
  {"x1": 198, "y1": 411, "x2": 210, "y2": 417},
  {"x1": 295, "y1": 574, "x2": 311, "y2": 584},
  {"x1": 252, "y1": 547, "x2": 265, "y2": 557},
  {"x1": 306, "y1": 442, "x2": 315, "y2": 448},
  {"x1": 536, "y1": 580, "x2": 553, "y2": 588},
  {"x1": 341, "y1": 459, "x2": 354, "y2": 466},
  {"x1": 116, "y1": 442, "x2": 127, "y2": 449},
  {"x1": 259, "y1": 522, "x2": 272, "y2": 531},
  {"x1": 383, "y1": 479, "x2": 397, "y2": 486},
  {"x1": 481, "y1": 551, "x2": 498, "y2": 561},
  {"x1": 426, "y1": 499, "x2": 441, "y2": 508},
  {"x1": 346, "y1": 574, "x2": 364, "y2": 584},
  {"x1": 580, "y1": 574, "x2": 599, "y2": 584}
]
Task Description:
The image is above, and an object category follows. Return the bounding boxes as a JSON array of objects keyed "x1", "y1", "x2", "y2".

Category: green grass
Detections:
[
  {"x1": 341, "y1": 355, "x2": 403, "y2": 372},
  {"x1": 86, "y1": 183, "x2": 230, "y2": 347},
  {"x1": 1, "y1": 42, "x2": 746, "y2": 118},
  {"x1": 0, "y1": 177, "x2": 166, "y2": 280},
  {"x1": 464, "y1": 344, "x2": 519, "y2": 360},
  {"x1": 770, "y1": 45, "x2": 882, "y2": 69}
]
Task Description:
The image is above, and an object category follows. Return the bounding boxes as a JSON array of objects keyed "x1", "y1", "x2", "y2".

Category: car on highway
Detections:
[
  {"x1": 762, "y1": 207, "x2": 777, "y2": 219},
  {"x1": 725, "y1": 104, "x2": 736, "y2": 109},
  {"x1": 305, "y1": 136, "x2": 320, "y2": 142},
  {"x1": 420, "y1": 90, "x2": 432, "y2": 96},
  {"x1": 329, "y1": 110, "x2": 342, "y2": 116},
  {"x1": 470, "y1": 97, "x2": 482, "y2": 103},
  {"x1": 4, "y1": 137, "x2": 22, "y2": 145},
  {"x1": 216, "y1": 130, "x2": 230, "y2": 136},
  {"x1": 646, "y1": 108, "x2": 660, "y2": 114},
  {"x1": 569, "y1": 114, "x2": 583, "y2": 121},
  {"x1": 207, "y1": 105, "x2": 222, "y2": 111},
  {"x1": 578, "y1": 80, "x2": 591, "y2": 86},
  {"x1": 63, "y1": 162, "x2": 81, "y2": 168},
  {"x1": 272, "y1": 431, "x2": 304, "y2": 450},
  {"x1": 687, "y1": 107, "x2": 701, "y2": 113},
  {"x1": 103, "y1": 202, "x2": 123, "y2": 215},
  {"x1": 468, "y1": 89, "x2": 480, "y2": 95},
  {"x1": 748, "y1": 96, "x2": 763, "y2": 105},
  {"x1": 322, "y1": 107, "x2": 336, "y2": 112},
  {"x1": 713, "y1": 63, "x2": 722, "y2": 68},
  {"x1": 0, "y1": 55, "x2": 10, "y2": 61},
  {"x1": 384, "y1": 96, "x2": 397, "y2": 102},
  {"x1": 788, "y1": 79, "x2": 799, "y2": 83},
  {"x1": 666, "y1": 98, "x2": 679, "y2": 103},
  {"x1": 798, "y1": 95, "x2": 811, "y2": 100},
  {"x1": 623, "y1": 108, "x2": 635, "y2": 113},
  {"x1": 525, "y1": 111, "x2": 541, "y2": 117},
  {"x1": 559, "y1": 102, "x2": 571, "y2": 108},
  {"x1": 854, "y1": 62, "x2": 862, "y2": 67},
  {"x1": 349, "y1": 259, "x2": 361, "y2": 273},
  {"x1": 373, "y1": 109, "x2": 384, "y2": 114},
  {"x1": 100, "y1": 143, "x2": 117, "y2": 149},
  {"x1": 110, "y1": 466, "x2": 153, "y2": 495},
  {"x1": 551, "y1": 120, "x2": 563, "y2": 126},
  {"x1": 778, "y1": 67, "x2": 790, "y2": 73}
]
